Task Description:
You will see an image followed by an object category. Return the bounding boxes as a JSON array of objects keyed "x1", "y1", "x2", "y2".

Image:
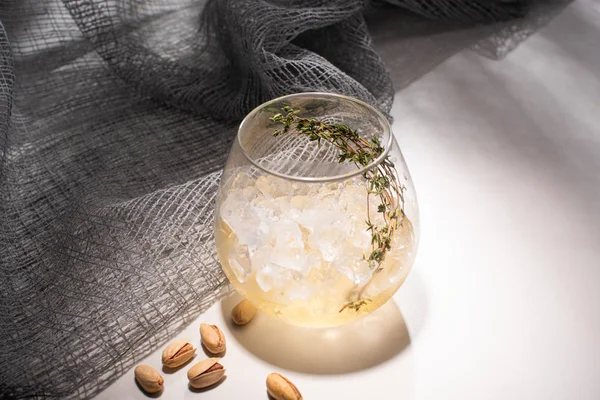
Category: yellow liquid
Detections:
[{"x1": 216, "y1": 216, "x2": 415, "y2": 327}]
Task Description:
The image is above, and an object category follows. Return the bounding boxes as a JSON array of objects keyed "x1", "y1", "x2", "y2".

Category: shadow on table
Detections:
[{"x1": 220, "y1": 292, "x2": 411, "y2": 374}]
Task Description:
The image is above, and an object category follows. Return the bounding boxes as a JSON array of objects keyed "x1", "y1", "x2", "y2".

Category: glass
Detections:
[{"x1": 214, "y1": 92, "x2": 419, "y2": 327}]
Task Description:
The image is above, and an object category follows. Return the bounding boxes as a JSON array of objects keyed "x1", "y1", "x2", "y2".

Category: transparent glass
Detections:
[{"x1": 214, "y1": 92, "x2": 419, "y2": 327}]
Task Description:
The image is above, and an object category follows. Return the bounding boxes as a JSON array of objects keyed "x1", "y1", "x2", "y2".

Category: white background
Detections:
[{"x1": 96, "y1": 1, "x2": 600, "y2": 399}]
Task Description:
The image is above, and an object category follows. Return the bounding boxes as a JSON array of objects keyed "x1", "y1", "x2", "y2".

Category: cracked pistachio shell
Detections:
[
  {"x1": 162, "y1": 337, "x2": 196, "y2": 368},
  {"x1": 187, "y1": 357, "x2": 225, "y2": 389}
]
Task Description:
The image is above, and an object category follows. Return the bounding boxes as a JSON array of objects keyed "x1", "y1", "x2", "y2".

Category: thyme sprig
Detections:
[{"x1": 270, "y1": 106, "x2": 405, "y2": 310}]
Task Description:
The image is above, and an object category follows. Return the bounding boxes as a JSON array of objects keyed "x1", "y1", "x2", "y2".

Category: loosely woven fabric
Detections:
[{"x1": 0, "y1": 0, "x2": 568, "y2": 398}]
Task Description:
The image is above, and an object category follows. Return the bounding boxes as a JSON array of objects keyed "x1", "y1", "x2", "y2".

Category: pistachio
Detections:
[
  {"x1": 134, "y1": 364, "x2": 164, "y2": 394},
  {"x1": 266, "y1": 373, "x2": 302, "y2": 400},
  {"x1": 231, "y1": 299, "x2": 257, "y2": 325},
  {"x1": 200, "y1": 323, "x2": 226, "y2": 354},
  {"x1": 187, "y1": 357, "x2": 226, "y2": 389},
  {"x1": 161, "y1": 337, "x2": 196, "y2": 368}
]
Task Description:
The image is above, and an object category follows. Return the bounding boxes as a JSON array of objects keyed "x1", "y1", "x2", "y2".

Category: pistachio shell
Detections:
[
  {"x1": 200, "y1": 323, "x2": 226, "y2": 354},
  {"x1": 266, "y1": 373, "x2": 302, "y2": 400},
  {"x1": 187, "y1": 358, "x2": 225, "y2": 389},
  {"x1": 134, "y1": 365, "x2": 164, "y2": 394},
  {"x1": 161, "y1": 338, "x2": 196, "y2": 368},
  {"x1": 231, "y1": 299, "x2": 257, "y2": 325},
  {"x1": 187, "y1": 357, "x2": 220, "y2": 379}
]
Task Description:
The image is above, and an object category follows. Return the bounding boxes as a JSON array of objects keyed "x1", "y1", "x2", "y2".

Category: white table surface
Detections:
[{"x1": 96, "y1": 1, "x2": 600, "y2": 399}]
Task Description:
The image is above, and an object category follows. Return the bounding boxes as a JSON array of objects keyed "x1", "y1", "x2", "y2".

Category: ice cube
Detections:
[
  {"x1": 331, "y1": 244, "x2": 372, "y2": 285},
  {"x1": 240, "y1": 186, "x2": 258, "y2": 201},
  {"x1": 229, "y1": 245, "x2": 251, "y2": 283},
  {"x1": 255, "y1": 265, "x2": 273, "y2": 292},
  {"x1": 255, "y1": 262, "x2": 300, "y2": 293},
  {"x1": 230, "y1": 171, "x2": 256, "y2": 190},
  {"x1": 309, "y1": 226, "x2": 346, "y2": 261},
  {"x1": 221, "y1": 191, "x2": 256, "y2": 246},
  {"x1": 268, "y1": 221, "x2": 308, "y2": 273},
  {"x1": 222, "y1": 193, "x2": 277, "y2": 251},
  {"x1": 295, "y1": 208, "x2": 338, "y2": 233},
  {"x1": 290, "y1": 196, "x2": 311, "y2": 211},
  {"x1": 255, "y1": 176, "x2": 274, "y2": 198},
  {"x1": 222, "y1": 208, "x2": 261, "y2": 251},
  {"x1": 249, "y1": 245, "x2": 270, "y2": 270}
]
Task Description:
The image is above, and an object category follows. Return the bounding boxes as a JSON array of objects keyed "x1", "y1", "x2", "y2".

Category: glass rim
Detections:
[{"x1": 237, "y1": 92, "x2": 393, "y2": 183}]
